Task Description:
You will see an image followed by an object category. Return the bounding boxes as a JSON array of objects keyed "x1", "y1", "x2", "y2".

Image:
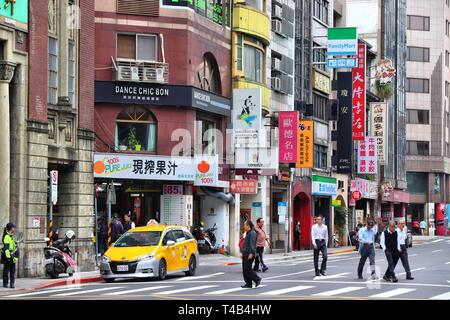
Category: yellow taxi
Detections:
[{"x1": 100, "y1": 225, "x2": 199, "y2": 282}]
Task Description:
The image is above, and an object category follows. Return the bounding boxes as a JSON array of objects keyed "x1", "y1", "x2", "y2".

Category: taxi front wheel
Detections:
[
  {"x1": 185, "y1": 255, "x2": 197, "y2": 276},
  {"x1": 158, "y1": 259, "x2": 167, "y2": 280}
]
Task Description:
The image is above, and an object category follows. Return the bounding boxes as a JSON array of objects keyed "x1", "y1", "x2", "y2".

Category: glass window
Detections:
[
  {"x1": 197, "y1": 118, "x2": 219, "y2": 155},
  {"x1": 407, "y1": 46, "x2": 429, "y2": 62},
  {"x1": 162, "y1": 231, "x2": 177, "y2": 245},
  {"x1": 246, "y1": 0, "x2": 264, "y2": 11},
  {"x1": 406, "y1": 172, "x2": 428, "y2": 194},
  {"x1": 115, "y1": 106, "x2": 157, "y2": 152},
  {"x1": 407, "y1": 141, "x2": 429, "y2": 155},
  {"x1": 172, "y1": 230, "x2": 186, "y2": 243},
  {"x1": 313, "y1": 0, "x2": 329, "y2": 25},
  {"x1": 312, "y1": 93, "x2": 327, "y2": 121},
  {"x1": 68, "y1": 41, "x2": 76, "y2": 109},
  {"x1": 236, "y1": 34, "x2": 243, "y2": 71},
  {"x1": 117, "y1": 34, "x2": 157, "y2": 61},
  {"x1": 314, "y1": 144, "x2": 327, "y2": 169},
  {"x1": 244, "y1": 42, "x2": 263, "y2": 83},
  {"x1": 114, "y1": 231, "x2": 162, "y2": 247},
  {"x1": 407, "y1": 15, "x2": 430, "y2": 31},
  {"x1": 406, "y1": 78, "x2": 429, "y2": 93},
  {"x1": 407, "y1": 110, "x2": 429, "y2": 124},
  {"x1": 48, "y1": 37, "x2": 58, "y2": 105}
]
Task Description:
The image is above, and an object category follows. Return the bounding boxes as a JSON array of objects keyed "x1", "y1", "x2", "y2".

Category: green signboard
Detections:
[
  {"x1": 327, "y1": 27, "x2": 357, "y2": 56},
  {"x1": 162, "y1": 0, "x2": 230, "y2": 27},
  {"x1": 0, "y1": 0, "x2": 28, "y2": 24}
]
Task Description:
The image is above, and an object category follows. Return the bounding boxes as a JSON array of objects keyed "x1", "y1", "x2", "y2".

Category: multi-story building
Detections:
[
  {"x1": 405, "y1": 0, "x2": 450, "y2": 236},
  {"x1": 1, "y1": 0, "x2": 96, "y2": 277},
  {"x1": 94, "y1": 0, "x2": 233, "y2": 251}
]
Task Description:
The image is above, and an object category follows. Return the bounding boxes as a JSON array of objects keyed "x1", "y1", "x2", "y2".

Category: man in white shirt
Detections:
[
  {"x1": 311, "y1": 215, "x2": 328, "y2": 277},
  {"x1": 395, "y1": 220, "x2": 414, "y2": 280}
]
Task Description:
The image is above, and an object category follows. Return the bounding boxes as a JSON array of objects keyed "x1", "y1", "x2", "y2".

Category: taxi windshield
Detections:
[{"x1": 114, "y1": 231, "x2": 162, "y2": 247}]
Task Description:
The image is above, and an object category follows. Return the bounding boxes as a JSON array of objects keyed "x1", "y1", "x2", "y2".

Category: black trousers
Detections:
[
  {"x1": 294, "y1": 233, "x2": 301, "y2": 250},
  {"x1": 313, "y1": 240, "x2": 328, "y2": 272},
  {"x1": 384, "y1": 249, "x2": 399, "y2": 279},
  {"x1": 394, "y1": 245, "x2": 412, "y2": 277},
  {"x1": 254, "y1": 247, "x2": 267, "y2": 270},
  {"x1": 357, "y1": 244, "x2": 376, "y2": 277},
  {"x1": 242, "y1": 255, "x2": 261, "y2": 286},
  {"x1": 3, "y1": 262, "x2": 16, "y2": 287}
]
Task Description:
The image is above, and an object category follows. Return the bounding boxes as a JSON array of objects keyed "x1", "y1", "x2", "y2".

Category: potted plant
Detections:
[
  {"x1": 125, "y1": 127, "x2": 141, "y2": 151},
  {"x1": 334, "y1": 206, "x2": 348, "y2": 246},
  {"x1": 375, "y1": 80, "x2": 393, "y2": 99}
]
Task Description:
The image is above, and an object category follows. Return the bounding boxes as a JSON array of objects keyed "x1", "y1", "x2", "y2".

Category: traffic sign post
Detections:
[{"x1": 48, "y1": 170, "x2": 58, "y2": 246}]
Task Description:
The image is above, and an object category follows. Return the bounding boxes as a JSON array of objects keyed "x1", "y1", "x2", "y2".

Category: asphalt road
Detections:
[{"x1": 1, "y1": 237, "x2": 450, "y2": 300}]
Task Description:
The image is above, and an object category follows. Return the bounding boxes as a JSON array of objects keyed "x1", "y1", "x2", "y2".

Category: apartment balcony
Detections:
[
  {"x1": 233, "y1": 78, "x2": 271, "y2": 112},
  {"x1": 233, "y1": 4, "x2": 270, "y2": 45},
  {"x1": 113, "y1": 58, "x2": 169, "y2": 84}
]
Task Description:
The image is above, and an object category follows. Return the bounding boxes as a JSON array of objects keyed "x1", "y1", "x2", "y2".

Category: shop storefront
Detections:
[
  {"x1": 349, "y1": 178, "x2": 378, "y2": 228},
  {"x1": 292, "y1": 178, "x2": 312, "y2": 250},
  {"x1": 312, "y1": 175, "x2": 337, "y2": 245},
  {"x1": 380, "y1": 189, "x2": 410, "y2": 227}
]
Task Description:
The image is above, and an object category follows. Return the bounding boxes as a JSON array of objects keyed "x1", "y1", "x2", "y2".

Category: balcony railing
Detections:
[{"x1": 113, "y1": 58, "x2": 169, "y2": 84}]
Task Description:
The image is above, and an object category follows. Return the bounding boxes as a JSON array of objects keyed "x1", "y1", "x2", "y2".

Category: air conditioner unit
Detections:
[
  {"x1": 271, "y1": 77, "x2": 281, "y2": 91},
  {"x1": 273, "y1": 5, "x2": 282, "y2": 19},
  {"x1": 143, "y1": 67, "x2": 165, "y2": 83},
  {"x1": 117, "y1": 66, "x2": 139, "y2": 81},
  {"x1": 272, "y1": 19, "x2": 282, "y2": 34},
  {"x1": 272, "y1": 57, "x2": 281, "y2": 70}
]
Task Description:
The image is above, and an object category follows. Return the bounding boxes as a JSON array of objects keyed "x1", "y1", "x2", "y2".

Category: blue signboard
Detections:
[
  {"x1": 278, "y1": 202, "x2": 288, "y2": 225},
  {"x1": 327, "y1": 58, "x2": 357, "y2": 69}
]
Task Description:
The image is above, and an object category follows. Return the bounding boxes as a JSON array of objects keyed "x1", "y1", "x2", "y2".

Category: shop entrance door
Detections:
[{"x1": 293, "y1": 192, "x2": 312, "y2": 250}]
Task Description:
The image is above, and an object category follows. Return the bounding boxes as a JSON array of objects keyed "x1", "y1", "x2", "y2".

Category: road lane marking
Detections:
[
  {"x1": 263, "y1": 269, "x2": 316, "y2": 280},
  {"x1": 52, "y1": 287, "x2": 124, "y2": 297},
  {"x1": 205, "y1": 285, "x2": 267, "y2": 295},
  {"x1": 313, "y1": 273, "x2": 350, "y2": 280},
  {"x1": 6, "y1": 286, "x2": 84, "y2": 298},
  {"x1": 155, "y1": 285, "x2": 218, "y2": 295},
  {"x1": 176, "y1": 272, "x2": 224, "y2": 281},
  {"x1": 312, "y1": 287, "x2": 364, "y2": 296},
  {"x1": 432, "y1": 250, "x2": 443, "y2": 253},
  {"x1": 408, "y1": 254, "x2": 418, "y2": 257},
  {"x1": 396, "y1": 268, "x2": 425, "y2": 276},
  {"x1": 102, "y1": 286, "x2": 171, "y2": 296},
  {"x1": 260, "y1": 285, "x2": 314, "y2": 296},
  {"x1": 429, "y1": 292, "x2": 450, "y2": 300},
  {"x1": 369, "y1": 288, "x2": 416, "y2": 298},
  {"x1": 446, "y1": 262, "x2": 450, "y2": 265},
  {"x1": 430, "y1": 239, "x2": 444, "y2": 243}
]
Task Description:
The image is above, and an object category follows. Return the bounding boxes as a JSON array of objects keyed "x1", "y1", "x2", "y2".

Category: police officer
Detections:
[
  {"x1": 2, "y1": 223, "x2": 18, "y2": 289},
  {"x1": 357, "y1": 220, "x2": 378, "y2": 280}
]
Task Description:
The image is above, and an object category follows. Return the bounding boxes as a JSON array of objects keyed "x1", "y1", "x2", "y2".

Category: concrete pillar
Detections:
[{"x1": 0, "y1": 61, "x2": 17, "y2": 228}]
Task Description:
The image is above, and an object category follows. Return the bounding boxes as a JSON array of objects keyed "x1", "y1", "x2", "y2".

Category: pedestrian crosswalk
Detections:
[{"x1": 4, "y1": 282, "x2": 449, "y2": 300}]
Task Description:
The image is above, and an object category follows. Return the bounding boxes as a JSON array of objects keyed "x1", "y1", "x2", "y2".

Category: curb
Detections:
[{"x1": 31, "y1": 275, "x2": 103, "y2": 290}]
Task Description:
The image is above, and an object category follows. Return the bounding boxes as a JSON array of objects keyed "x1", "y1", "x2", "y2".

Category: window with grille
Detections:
[
  {"x1": 68, "y1": 41, "x2": 76, "y2": 108},
  {"x1": 407, "y1": 15, "x2": 430, "y2": 31},
  {"x1": 48, "y1": 37, "x2": 58, "y2": 105}
]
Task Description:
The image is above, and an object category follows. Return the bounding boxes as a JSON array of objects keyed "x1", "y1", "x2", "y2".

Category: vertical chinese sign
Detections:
[
  {"x1": 337, "y1": 72, "x2": 353, "y2": 173},
  {"x1": 370, "y1": 102, "x2": 387, "y2": 164},
  {"x1": 279, "y1": 111, "x2": 299, "y2": 163},
  {"x1": 352, "y1": 43, "x2": 366, "y2": 140},
  {"x1": 358, "y1": 136, "x2": 378, "y2": 174},
  {"x1": 296, "y1": 120, "x2": 314, "y2": 168}
]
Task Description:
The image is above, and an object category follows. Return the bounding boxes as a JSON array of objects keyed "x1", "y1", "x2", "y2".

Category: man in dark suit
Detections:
[{"x1": 240, "y1": 220, "x2": 261, "y2": 288}]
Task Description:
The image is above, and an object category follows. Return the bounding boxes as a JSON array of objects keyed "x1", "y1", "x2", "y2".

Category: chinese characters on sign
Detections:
[
  {"x1": 313, "y1": 70, "x2": 331, "y2": 94},
  {"x1": 279, "y1": 111, "x2": 299, "y2": 163},
  {"x1": 370, "y1": 102, "x2": 387, "y2": 164},
  {"x1": 358, "y1": 136, "x2": 378, "y2": 174},
  {"x1": 296, "y1": 120, "x2": 314, "y2": 168},
  {"x1": 337, "y1": 72, "x2": 353, "y2": 173},
  {"x1": 229, "y1": 180, "x2": 258, "y2": 194},
  {"x1": 352, "y1": 43, "x2": 366, "y2": 141}
]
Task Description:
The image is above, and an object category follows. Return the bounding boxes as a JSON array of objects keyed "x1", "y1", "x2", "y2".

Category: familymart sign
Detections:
[{"x1": 327, "y1": 28, "x2": 358, "y2": 56}]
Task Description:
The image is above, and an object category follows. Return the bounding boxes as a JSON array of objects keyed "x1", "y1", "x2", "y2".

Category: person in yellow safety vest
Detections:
[{"x1": 1, "y1": 223, "x2": 18, "y2": 289}]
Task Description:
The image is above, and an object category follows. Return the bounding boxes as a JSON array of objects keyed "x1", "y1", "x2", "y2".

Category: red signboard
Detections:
[
  {"x1": 352, "y1": 43, "x2": 366, "y2": 140},
  {"x1": 352, "y1": 191, "x2": 362, "y2": 201},
  {"x1": 278, "y1": 111, "x2": 299, "y2": 163},
  {"x1": 230, "y1": 180, "x2": 258, "y2": 194}
]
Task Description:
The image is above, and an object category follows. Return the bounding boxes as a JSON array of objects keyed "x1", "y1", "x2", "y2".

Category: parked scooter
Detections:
[
  {"x1": 193, "y1": 222, "x2": 218, "y2": 254},
  {"x1": 44, "y1": 230, "x2": 77, "y2": 279}
]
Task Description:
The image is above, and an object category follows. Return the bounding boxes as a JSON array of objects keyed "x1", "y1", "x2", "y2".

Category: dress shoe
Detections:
[
  {"x1": 241, "y1": 284, "x2": 252, "y2": 288},
  {"x1": 315, "y1": 271, "x2": 321, "y2": 277},
  {"x1": 320, "y1": 270, "x2": 326, "y2": 276},
  {"x1": 390, "y1": 277, "x2": 398, "y2": 283},
  {"x1": 10, "y1": 285, "x2": 15, "y2": 289},
  {"x1": 262, "y1": 266, "x2": 269, "y2": 273},
  {"x1": 254, "y1": 279, "x2": 261, "y2": 288},
  {"x1": 358, "y1": 275, "x2": 364, "y2": 279},
  {"x1": 3, "y1": 284, "x2": 8, "y2": 288},
  {"x1": 406, "y1": 276, "x2": 414, "y2": 280},
  {"x1": 383, "y1": 275, "x2": 390, "y2": 282},
  {"x1": 253, "y1": 268, "x2": 261, "y2": 272}
]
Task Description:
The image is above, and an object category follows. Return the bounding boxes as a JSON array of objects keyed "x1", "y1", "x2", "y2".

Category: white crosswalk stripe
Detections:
[
  {"x1": 176, "y1": 272, "x2": 224, "y2": 281},
  {"x1": 430, "y1": 239, "x2": 445, "y2": 243},
  {"x1": 52, "y1": 287, "x2": 124, "y2": 297},
  {"x1": 102, "y1": 286, "x2": 171, "y2": 296},
  {"x1": 429, "y1": 292, "x2": 450, "y2": 300},
  {"x1": 205, "y1": 285, "x2": 267, "y2": 295},
  {"x1": 369, "y1": 288, "x2": 416, "y2": 298},
  {"x1": 432, "y1": 250, "x2": 443, "y2": 253},
  {"x1": 397, "y1": 268, "x2": 425, "y2": 276},
  {"x1": 312, "y1": 287, "x2": 364, "y2": 296},
  {"x1": 260, "y1": 286, "x2": 314, "y2": 296},
  {"x1": 6, "y1": 286, "x2": 84, "y2": 298},
  {"x1": 154, "y1": 285, "x2": 218, "y2": 295}
]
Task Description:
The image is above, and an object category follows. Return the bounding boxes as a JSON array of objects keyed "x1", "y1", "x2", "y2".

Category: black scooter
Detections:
[{"x1": 193, "y1": 223, "x2": 218, "y2": 254}]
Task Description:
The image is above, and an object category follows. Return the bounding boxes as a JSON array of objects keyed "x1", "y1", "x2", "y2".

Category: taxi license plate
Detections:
[{"x1": 117, "y1": 265, "x2": 129, "y2": 272}]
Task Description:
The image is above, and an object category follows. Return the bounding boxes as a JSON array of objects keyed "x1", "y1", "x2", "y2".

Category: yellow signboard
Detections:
[
  {"x1": 313, "y1": 69, "x2": 331, "y2": 94},
  {"x1": 296, "y1": 120, "x2": 314, "y2": 168}
]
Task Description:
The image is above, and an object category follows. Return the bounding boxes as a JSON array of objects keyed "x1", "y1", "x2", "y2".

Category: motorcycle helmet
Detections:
[{"x1": 65, "y1": 230, "x2": 76, "y2": 241}]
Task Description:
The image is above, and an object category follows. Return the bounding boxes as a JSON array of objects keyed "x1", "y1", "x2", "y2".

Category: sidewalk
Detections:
[{"x1": 200, "y1": 246, "x2": 356, "y2": 266}]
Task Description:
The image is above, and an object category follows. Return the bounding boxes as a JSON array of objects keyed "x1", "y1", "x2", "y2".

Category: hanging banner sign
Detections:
[
  {"x1": 337, "y1": 72, "x2": 353, "y2": 173},
  {"x1": 352, "y1": 43, "x2": 366, "y2": 141},
  {"x1": 327, "y1": 27, "x2": 358, "y2": 56},
  {"x1": 230, "y1": 180, "x2": 258, "y2": 194},
  {"x1": 296, "y1": 120, "x2": 314, "y2": 168},
  {"x1": 358, "y1": 136, "x2": 378, "y2": 174},
  {"x1": 370, "y1": 102, "x2": 387, "y2": 164},
  {"x1": 279, "y1": 111, "x2": 299, "y2": 163},
  {"x1": 232, "y1": 88, "x2": 262, "y2": 147}
]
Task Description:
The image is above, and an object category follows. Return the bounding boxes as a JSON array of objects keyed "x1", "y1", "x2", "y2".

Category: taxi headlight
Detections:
[
  {"x1": 102, "y1": 255, "x2": 111, "y2": 263},
  {"x1": 138, "y1": 254, "x2": 155, "y2": 262}
]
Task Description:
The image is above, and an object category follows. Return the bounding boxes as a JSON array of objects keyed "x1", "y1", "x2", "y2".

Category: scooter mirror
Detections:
[{"x1": 44, "y1": 237, "x2": 50, "y2": 242}]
